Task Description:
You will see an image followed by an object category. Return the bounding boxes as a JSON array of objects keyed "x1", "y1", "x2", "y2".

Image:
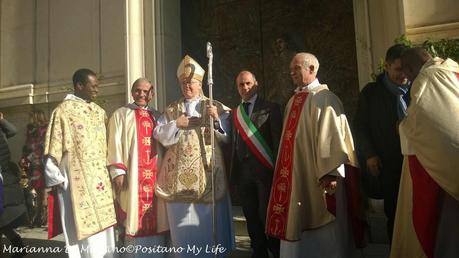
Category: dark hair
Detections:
[
  {"x1": 72, "y1": 68, "x2": 96, "y2": 87},
  {"x1": 401, "y1": 47, "x2": 432, "y2": 62},
  {"x1": 400, "y1": 47, "x2": 432, "y2": 69},
  {"x1": 385, "y1": 44, "x2": 409, "y2": 63}
]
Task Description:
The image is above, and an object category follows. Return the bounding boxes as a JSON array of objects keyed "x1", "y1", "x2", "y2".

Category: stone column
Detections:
[
  {"x1": 144, "y1": 0, "x2": 182, "y2": 111},
  {"x1": 353, "y1": 0, "x2": 373, "y2": 90},
  {"x1": 353, "y1": 0, "x2": 405, "y2": 90},
  {"x1": 124, "y1": 0, "x2": 145, "y2": 104}
]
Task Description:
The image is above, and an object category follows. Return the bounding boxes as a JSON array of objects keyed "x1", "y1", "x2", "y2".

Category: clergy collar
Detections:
[
  {"x1": 128, "y1": 103, "x2": 150, "y2": 110},
  {"x1": 242, "y1": 93, "x2": 257, "y2": 105},
  {"x1": 295, "y1": 78, "x2": 321, "y2": 92},
  {"x1": 65, "y1": 94, "x2": 85, "y2": 101}
]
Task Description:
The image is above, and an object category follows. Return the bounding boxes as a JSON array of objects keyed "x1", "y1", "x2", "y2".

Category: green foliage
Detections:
[
  {"x1": 394, "y1": 34, "x2": 412, "y2": 47},
  {"x1": 394, "y1": 34, "x2": 459, "y2": 61},
  {"x1": 421, "y1": 38, "x2": 459, "y2": 61}
]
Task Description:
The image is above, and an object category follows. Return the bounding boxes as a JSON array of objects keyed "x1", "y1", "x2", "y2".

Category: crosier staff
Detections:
[{"x1": 206, "y1": 42, "x2": 217, "y2": 257}]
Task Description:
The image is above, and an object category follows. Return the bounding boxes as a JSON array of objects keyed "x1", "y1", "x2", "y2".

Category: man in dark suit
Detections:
[
  {"x1": 354, "y1": 44, "x2": 410, "y2": 242},
  {"x1": 231, "y1": 70, "x2": 282, "y2": 258}
]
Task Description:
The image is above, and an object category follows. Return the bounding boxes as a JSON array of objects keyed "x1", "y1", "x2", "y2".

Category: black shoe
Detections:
[{"x1": 252, "y1": 249, "x2": 269, "y2": 258}]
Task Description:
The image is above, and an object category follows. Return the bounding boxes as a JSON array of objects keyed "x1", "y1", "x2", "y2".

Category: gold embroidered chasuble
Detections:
[
  {"x1": 45, "y1": 99, "x2": 116, "y2": 240},
  {"x1": 266, "y1": 85, "x2": 358, "y2": 241},
  {"x1": 155, "y1": 97, "x2": 228, "y2": 203}
]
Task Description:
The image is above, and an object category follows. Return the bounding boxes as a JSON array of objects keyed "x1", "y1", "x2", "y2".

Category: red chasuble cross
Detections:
[
  {"x1": 266, "y1": 92, "x2": 308, "y2": 240},
  {"x1": 134, "y1": 109, "x2": 159, "y2": 236}
]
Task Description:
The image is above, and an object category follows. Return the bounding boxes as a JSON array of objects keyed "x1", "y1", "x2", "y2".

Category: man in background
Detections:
[
  {"x1": 354, "y1": 44, "x2": 410, "y2": 241},
  {"x1": 0, "y1": 112, "x2": 27, "y2": 257},
  {"x1": 266, "y1": 53, "x2": 360, "y2": 258}
]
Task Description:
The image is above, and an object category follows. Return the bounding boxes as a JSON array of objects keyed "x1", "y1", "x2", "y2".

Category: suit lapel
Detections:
[{"x1": 251, "y1": 96, "x2": 263, "y2": 123}]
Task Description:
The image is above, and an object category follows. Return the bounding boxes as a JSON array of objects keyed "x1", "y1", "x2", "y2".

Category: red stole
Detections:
[
  {"x1": 132, "y1": 108, "x2": 159, "y2": 236},
  {"x1": 409, "y1": 155, "x2": 442, "y2": 258},
  {"x1": 266, "y1": 92, "x2": 308, "y2": 240}
]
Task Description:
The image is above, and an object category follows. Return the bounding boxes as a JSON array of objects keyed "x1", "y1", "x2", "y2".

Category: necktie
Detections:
[{"x1": 237, "y1": 102, "x2": 251, "y2": 160}]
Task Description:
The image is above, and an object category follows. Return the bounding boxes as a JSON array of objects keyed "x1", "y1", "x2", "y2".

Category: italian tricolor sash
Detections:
[
  {"x1": 266, "y1": 91, "x2": 308, "y2": 240},
  {"x1": 233, "y1": 104, "x2": 274, "y2": 169}
]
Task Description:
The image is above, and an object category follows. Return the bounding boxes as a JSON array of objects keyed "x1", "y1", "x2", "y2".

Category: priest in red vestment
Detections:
[
  {"x1": 107, "y1": 78, "x2": 169, "y2": 257},
  {"x1": 266, "y1": 53, "x2": 363, "y2": 258}
]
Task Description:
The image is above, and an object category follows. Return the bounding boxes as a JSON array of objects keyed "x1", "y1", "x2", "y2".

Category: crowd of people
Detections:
[{"x1": 0, "y1": 45, "x2": 458, "y2": 258}]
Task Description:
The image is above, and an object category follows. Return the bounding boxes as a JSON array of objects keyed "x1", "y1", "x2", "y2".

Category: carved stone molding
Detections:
[{"x1": 406, "y1": 22, "x2": 459, "y2": 43}]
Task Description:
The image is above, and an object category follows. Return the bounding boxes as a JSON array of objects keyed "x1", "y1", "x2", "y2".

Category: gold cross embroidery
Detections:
[
  {"x1": 273, "y1": 204, "x2": 285, "y2": 214},
  {"x1": 143, "y1": 169, "x2": 153, "y2": 179},
  {"x1": 142, "y1": 137, "x2": 151, "y2": 146},
  {"x1": 280, "y1": 167, "x2": 289, "y2": 177},
  {"x1": 294, "y1": 95, "x2": 305, "y2": 105},
  {"x1": 144, "y1": 150, "x2": 152, "y2": 164},
  {"x1": 276, "y1": 182, "x2": 287, "y2": 201},
  {"x1": 142, "y1": 121, "x2": 152, "y2": 134},
  {"x1": 285, "y1": 131, "x2": 293, "y2": 141},
  {"x1": 142, "y1": 203, "x2": 151, "y2": 212},
  {"x1": 143, "y1": 185, "x2": 152, "y2": 193},
  {"x1": 140, "y1": 110, "x2": 149, "y2": 117}
]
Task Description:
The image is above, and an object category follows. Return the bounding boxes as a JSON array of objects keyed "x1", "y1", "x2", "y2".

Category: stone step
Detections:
[
  {"x1": 233, "y1": 199, "x2": 390, "y2": 244},
  {"x1": 232, "y1": 206, "x2": 249, "y2": 236},
  {"x1": 366, "y1": 199, "x2": 390, "y2": 244}
]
